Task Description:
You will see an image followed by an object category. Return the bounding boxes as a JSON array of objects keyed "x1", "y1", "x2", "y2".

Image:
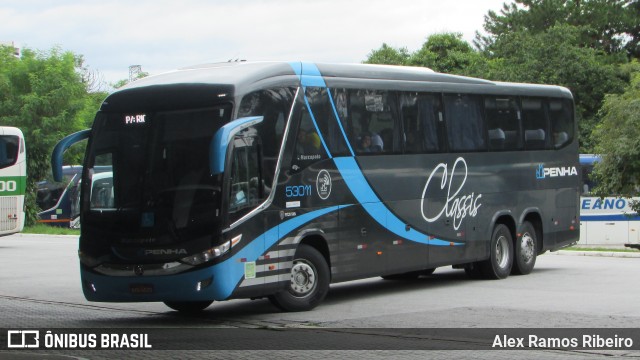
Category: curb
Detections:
[
  {"x1": 12, "y1": 233, "x2": 79, "y2": 239},
  {"x1": 549, "y1": 250, "x2": 640, "y2": 258}
]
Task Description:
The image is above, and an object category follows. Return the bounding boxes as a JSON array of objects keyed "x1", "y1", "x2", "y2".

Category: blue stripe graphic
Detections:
[
  {"x1": 213, "y1": 205, "x2": 344, "y2": 298},
  {"x1": 334, "y1": 157, "x2": 460, "y2": 246},
  {"x1": 327, "y1": 88, "x2": 355, "y2": 156},
  {"x1": 581, "y1": 214, "x2": 639, "y2": 221},
  {"x1": 288, "y1": 61, "x2": 460, "y2": 247},
  {"x1": 81, "y1": 205, "x2": 345, "y2": 302},
  {"x1": 303, "y1": 93, "x2": 332, "y2": 158}
]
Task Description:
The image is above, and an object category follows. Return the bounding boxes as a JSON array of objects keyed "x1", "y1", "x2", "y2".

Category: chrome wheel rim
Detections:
[
  {"x1": 520, "y1": 232, "x2": 535, "y2": 264},
  {"x1": 496, "y1": 235, "x2": 510, "y2": 269},
  {"x1": 289, "y1": 259, "x2": 317, "y2": 298}
]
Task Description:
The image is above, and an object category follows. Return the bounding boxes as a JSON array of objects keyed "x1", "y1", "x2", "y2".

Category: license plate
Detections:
[{"x1": 130, "y1": 284, "x2": 154, "y2": 294}]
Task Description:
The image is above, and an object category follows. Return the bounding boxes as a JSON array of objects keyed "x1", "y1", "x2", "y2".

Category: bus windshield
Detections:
[
  {"x1": 0, "y1": 135, "x2": 19, "y2": 169},
  {"x1": 83, "y1": 105, "x2": 232, "y2": 246}
]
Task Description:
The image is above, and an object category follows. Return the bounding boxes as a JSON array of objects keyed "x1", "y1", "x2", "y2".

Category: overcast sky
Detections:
[{"x1": 2, "y1": 0, "x2": 507, "y2": 85}]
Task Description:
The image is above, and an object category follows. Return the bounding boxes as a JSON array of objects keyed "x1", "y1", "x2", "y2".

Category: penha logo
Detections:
[
  {"x1": 316, "y1": 170, "x2": 332, "y2": 200},
  {"x1": 536, "y1": 164, "x2": 578, "y2": 179}
]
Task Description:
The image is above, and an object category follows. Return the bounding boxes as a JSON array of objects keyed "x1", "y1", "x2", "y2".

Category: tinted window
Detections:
[
  {"x1": 238, "y1": 88, "x2": 295, "y2": 187},
  {"x1": 400, "y1": 92, "x2": 442, "y2": 153},
  {"x1": 291, "y1": 106, "x2": 327, "y2": 173},
  {"x1": 333, "y1": 89, "x2": 400, "y2": 155},
  {"x1": 549, "y1": 99, "x2": 574, "y2": 149},
  {"x1": 306, "y1": 88, "x2": 350, "y2": 156},
  {"x1": 0, "y1": 135, "x2": 19, "y2": 169},
  {"x1": 443, "y1": 94, "x2": 485, "y2": 152},
  {"x1": 521, "y1": 97, "x2": 549, "y2": 150},
  {"x1": 484, "y1": 96, "x2": 522, "y2": 151}
]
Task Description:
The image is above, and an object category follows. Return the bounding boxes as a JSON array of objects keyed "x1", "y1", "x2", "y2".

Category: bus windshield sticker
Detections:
[
  {"x1": 421, "y1": 157, "x2": 482, "y2": 231},
  {"x1": 364, "y1": 94, "x2": 384, "y2": 112},
  {"x1": 316, "y1": 170, "x2": 332, "y2": 200},
  {"x1": 286, "y1": 201, "x2": 301, "y2": 209},
  {"x1": 244, "y1": 262, "x2": 256, "y2": 279}
]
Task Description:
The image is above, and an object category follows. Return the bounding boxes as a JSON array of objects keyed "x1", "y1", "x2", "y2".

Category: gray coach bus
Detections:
[{"x1": 52, "y1": 62, "x2": 579, "y2": 312}]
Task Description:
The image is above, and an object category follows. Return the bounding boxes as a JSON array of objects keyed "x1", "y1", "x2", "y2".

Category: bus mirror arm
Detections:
[
  {"x1": 52, "y1": 129, "x2": 91, "y2": 182},
  {"x1": 209, "y1": 116, "x2": 264, "y2": 175}
]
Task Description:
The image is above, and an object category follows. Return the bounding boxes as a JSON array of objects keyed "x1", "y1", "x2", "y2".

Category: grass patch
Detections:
[
  {"x1": 565, "y1": 246, "x2": 638, "y2": 253},
  {"x1": 22, "y1": 224, "x2": 80, "y2": 236}
]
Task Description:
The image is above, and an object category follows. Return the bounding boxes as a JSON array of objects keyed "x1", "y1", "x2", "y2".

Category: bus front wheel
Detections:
[
  {"x1": 164, "y1": 300, "x2": 213, "y2": 313},
  {"x1": 480, "y1": 224, "x2": 513, "y2": 279},
  {"x1": 269, "y1": 244, "x2": 329, "y2": 312},
  {"x1": 512, "y1": 221, "x2": 537, "y2": 275}
]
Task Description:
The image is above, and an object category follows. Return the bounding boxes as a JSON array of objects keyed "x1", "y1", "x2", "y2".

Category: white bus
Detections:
[
  {"x1": 579, "y1": 154, "x2": 639, "y2": 247},
  {"x1": 0, "y1": 126, "x2": 26, "y2": 236}
]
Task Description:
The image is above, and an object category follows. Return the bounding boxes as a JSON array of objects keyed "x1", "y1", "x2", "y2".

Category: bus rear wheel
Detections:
[
  {"x1": 512, "y1": 221, "x2": 537, "y2": 275},
  {"x1": 269, "y1": 244, "x2": 329, "y2": 312},
  {"x1": 480, "y1": 224, "x2": 513, "y2": 279},
  {"x1": 164, "y1": 300, "x2": 213, "y2": 313}
]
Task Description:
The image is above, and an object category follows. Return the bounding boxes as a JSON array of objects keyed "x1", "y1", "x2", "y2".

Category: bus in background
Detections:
[
  {"x1": 37, "y1": 165, "x2": 82, "y2": 228},
  {"x1": 52, "y1": 62, "x2": 580, "y2": 313},
  {"x1": 37, "y1": 165, "x2": 111, "y2": 228},
  {"x1": 0, "y1": 126, "x2": 26, "y2": 236},
  {"x1": 579, "y1": 154, "x2": 639, "y2": 247}
]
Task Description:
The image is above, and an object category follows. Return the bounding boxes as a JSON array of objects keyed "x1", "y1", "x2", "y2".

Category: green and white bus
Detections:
[{"x1": 0, "y1": 126, "x2": 26, "y2": 236}]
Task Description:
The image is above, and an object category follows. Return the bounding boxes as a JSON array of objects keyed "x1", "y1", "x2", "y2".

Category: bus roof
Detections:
[
  {"x1": 580, "y1": 154, "x2": 601, "y2": 165},
  {"x1": 0, "y1": 126, "x2": 24, "y2": 137},
  {"x1": 102, "y1": 61, "x2": 573, "y2": 112}
]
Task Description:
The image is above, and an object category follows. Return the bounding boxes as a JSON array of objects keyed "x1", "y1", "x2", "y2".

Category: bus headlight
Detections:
[{"x1": 180, "y1": 234, "x2": 242, "y2": 266}]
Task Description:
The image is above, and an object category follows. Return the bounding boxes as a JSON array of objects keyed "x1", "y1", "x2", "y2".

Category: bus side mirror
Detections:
[
  {"x1": 51, "y1": 129, "x2": 91, "y2": 182},
  {"x1": 209, "y1": 116, "x2": 263, "y2": 175}
]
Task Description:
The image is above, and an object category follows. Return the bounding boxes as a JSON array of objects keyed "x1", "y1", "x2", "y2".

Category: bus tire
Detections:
[
  {"x1": 512, "y1": 221, "x2": 537, "y2": 275},
  {"x1": 269, "y1": 244, "x2": 329, "y2": 312},
  {"x1": 480, "y1": 224, "x2": 513, "y2": 279},
  {"x1": 163, "y1": 300, "x2": 213, "y2": 313}
]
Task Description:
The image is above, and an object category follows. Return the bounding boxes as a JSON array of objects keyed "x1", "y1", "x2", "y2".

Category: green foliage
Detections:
[
  {"x1": 365, "y1": 33, "x2": 486, "y2": 76},
  {"x1": 477, "y1": 0, "x2": 640, "y2": 58},
  {"x1": 22, "y1": 224, "x2": 80, "y2": 236},
  {"x1": 0, "y1": 45, "x2": 106, "y2": 225},
  {"x1": 364, "y1": 43, "x2": 410, "y2": 66},
  {"x1": 407, "y1": 33, "x2": 487, "y2": 75},
  {"x1": 591, "y1": 62, "x2": 640, "y2": 212}
]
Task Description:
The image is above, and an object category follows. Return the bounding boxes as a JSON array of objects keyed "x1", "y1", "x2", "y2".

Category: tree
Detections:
[
  {"x1": 365, "y1": 33, "x2": 486, "y2": 76},
  {"x1": 364, "y1": 43, "x2": 410, "y2": 66},
  {"x1": 407, "y1": 33, "x2": 487, "y2": 75},
  {"x1": 591, "y1": 62, "x2": 640, "y2": 212},
  {"x1": 0, "y1": 46, "x2": 106, "y2": 225},
  {"x1": 477, "y1": 0, "x2": 640, "y2": 59}
]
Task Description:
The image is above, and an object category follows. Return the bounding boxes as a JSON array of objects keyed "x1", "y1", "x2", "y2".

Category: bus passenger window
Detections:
[
  {"x1": 484, "y1": 96, "x2": 521, "y2": 151},
  {"x1": 521, "y1": 97, "x2": 550, "y2": 150},
  {"x1": 443, "y1": 94, "x2": 485, "y2": 152},
  {"x1": 341, "y1": 89, "x2": 400, "y2": 155},
  {"x1": 549, "y1": 99, "x2": 573, "y2": 149},
  {"x1": 291, "y1": 108, "x2": 325, "y2": 173},
  {"x1": 400, "y1": 92, "x2": 441, "y2": 153}
]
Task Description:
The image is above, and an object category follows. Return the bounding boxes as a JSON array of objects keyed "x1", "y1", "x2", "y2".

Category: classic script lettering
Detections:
[{"x1": 421, "y1": 157, "x2": 482, "y2": 230}]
